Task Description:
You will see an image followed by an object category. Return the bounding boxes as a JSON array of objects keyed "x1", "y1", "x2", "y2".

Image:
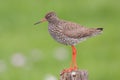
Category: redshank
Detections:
[{"x1": 34, "y1": 11, "x2": 103, "y2": 72}]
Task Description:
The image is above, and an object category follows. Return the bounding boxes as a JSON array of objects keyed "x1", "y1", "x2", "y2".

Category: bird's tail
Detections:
[
  {"x1": 90, "y1": 27, "x2": 103, "y2": 37},
  {"x1": 96, "y1": 28, "x2": 103, "y2": 31}
]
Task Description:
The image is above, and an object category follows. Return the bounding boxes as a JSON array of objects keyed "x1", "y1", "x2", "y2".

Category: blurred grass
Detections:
[{"x1": 0, "y1": 0, "x2": 120, "y2": 80}]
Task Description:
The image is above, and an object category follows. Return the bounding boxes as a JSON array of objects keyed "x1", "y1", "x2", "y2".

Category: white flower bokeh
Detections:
[
  {"x1": 0, "y1": 60, "x2": 7, "y2": 73},
  {"x1": 44, "y1": 74, "x2": 57, "y2": 80},
  {"x1": 53, "y1": 47, "x2": 69, "y2": 61},
  {"x1": 30, "y1": 49, "x2": 44, "y2": 62},
  {"x1": 11, "y1": 53, "x2": 26, "y2": 67}
]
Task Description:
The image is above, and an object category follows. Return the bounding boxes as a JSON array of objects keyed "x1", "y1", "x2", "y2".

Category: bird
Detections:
[{"x1": 34, "y1": 11, "x2": 103, "y2": 72}]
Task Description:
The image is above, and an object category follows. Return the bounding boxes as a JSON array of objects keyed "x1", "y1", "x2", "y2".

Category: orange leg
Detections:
[
  {"x1": 71, "y1": 45, "x2": 78, "y2": 69},
  {"x1": 61, "y1": 45, "x2": 78, "y2": 74}
]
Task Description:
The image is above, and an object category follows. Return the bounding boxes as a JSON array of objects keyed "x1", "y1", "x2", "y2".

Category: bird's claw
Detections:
[{"x1": 60, "y1": 67, "x2": 78, "y2": 76}]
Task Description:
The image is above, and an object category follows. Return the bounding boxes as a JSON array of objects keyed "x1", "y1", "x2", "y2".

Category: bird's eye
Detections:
[
  {"x1": 45, "y1": 13, "x2": 53, "y2": 19},
  {"x1": 47, "y1": 14, "x2": 51, "y2": 17}
]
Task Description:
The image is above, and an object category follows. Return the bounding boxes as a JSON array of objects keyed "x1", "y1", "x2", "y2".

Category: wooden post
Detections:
[{"x1": 60, "y1": 70, "x2": 88, "y2": 80}]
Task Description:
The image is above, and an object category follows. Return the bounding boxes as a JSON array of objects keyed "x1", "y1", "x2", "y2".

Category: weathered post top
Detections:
[{"x1": 60, "y1": 70, "x2": 88, "y2": 80}]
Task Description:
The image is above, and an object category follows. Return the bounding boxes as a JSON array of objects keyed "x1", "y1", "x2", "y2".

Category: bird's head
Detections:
[
  {"x1": 34, "y1": 11, "x2": 58, "y2": 25},
  {"x1": 45, "y1": 12, "x2": 57, "y2": 21}
]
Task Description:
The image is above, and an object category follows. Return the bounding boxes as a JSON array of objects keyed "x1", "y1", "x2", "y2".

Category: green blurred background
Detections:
[{"x1": 0, "y1": 0, "x2": 120, "y2": 80}]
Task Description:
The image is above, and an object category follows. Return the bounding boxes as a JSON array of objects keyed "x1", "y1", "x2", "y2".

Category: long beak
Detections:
[{"x1": 34, "y1": 18, "x2": 47, "y2": 25}]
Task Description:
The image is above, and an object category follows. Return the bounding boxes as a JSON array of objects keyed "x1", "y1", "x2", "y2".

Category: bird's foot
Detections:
[{"x1": 60, "y1": 66, "x2": 78, "y2": 76}]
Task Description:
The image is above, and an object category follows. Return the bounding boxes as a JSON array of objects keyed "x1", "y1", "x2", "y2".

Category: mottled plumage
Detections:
[
  {"x1": 45, "y1": 12, "x2": 103, "y2": 45},
  {"x1": 34, "y1": 11, "x2": 103, "y2": 72}
]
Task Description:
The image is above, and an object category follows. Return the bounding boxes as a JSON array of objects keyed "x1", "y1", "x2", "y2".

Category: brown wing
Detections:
[{"x1": 62, "y1": 21, "x2": 99, "y2": 39}]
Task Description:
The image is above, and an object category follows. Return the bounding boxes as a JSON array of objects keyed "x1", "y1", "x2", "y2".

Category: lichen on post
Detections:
[{"x1": 60, "y1": 70, "x2": 88, "y2": 80}]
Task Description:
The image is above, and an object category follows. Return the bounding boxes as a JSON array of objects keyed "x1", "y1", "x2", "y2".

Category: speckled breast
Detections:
[{"x1": 48, "y1": 23, "x2": 81, "y2": 45}]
